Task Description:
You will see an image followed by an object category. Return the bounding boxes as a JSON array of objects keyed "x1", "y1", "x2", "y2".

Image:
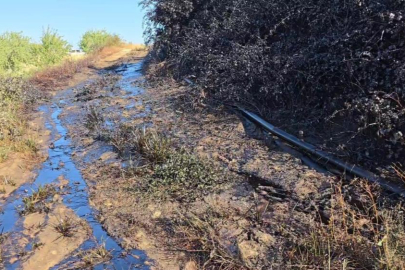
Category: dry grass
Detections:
[
  {"x1": 131, "y1": 127, "x2": 171, "y2": 163},
  {"x1": 287, "y1": 180, "x2": 405, "y2": 269},
  {"x1": 393, "y1": 164, "x2": 405, "y2": 183},
  {"x1": 168, "y1": 209, "x2": 248, "y2": 270},
  {"x1": 158, "y1": 178, "x2": 405, "y2": 269},
  {"x1": 78, "y1": 243, "x2": 112, "y2": 267},
  {"x1": 53, "y1": 216, "x2": 77, "y2": 238},
  {"x1": 30, "y1": 56, "x2": 95, "y2": 91},
  {"x1": 129, "y1": 43, "x2": 149, "y2": 51}
]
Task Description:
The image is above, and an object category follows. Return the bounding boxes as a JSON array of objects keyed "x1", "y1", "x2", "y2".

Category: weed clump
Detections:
[
  {"x1": 145, "y1": 151, "x2": 224, "y2": 200},
  {"x1": 78, "y1": 243, "x2": 112, "y2": 267},
  {"x1": 53, "y1": 216, "x2": 77, "y2": 238},
  {"x1": 104, "y1": 124, "x2": 171, "y2": 163},
  {"x1": 131, "y1": 127, "x2": 171, "y2": 163},
  {"x1": 19, "y1": 185, "x2": 56, "y2": 215},
  {"x1": 285, "y1": 181, "x2": 405, "y2": 269},
  {"x1": 85, "y1": 106, "x2": 105, "y2": 131}
]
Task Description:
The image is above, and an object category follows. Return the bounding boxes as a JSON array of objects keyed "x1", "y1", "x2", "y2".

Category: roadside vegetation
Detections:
[
  {"x1": 135, "y1": 1, "x2": 405, "y2": 268},
  {"x1": 142, "y1": 0, "x2": 405, "y2": 175},
  {"x1": 0, "y1": 77, "x2": 43, "y2": 161},
  {"x1": 0, "y1": 28, "x2": 71, "y2": 77},
  {"x1": 79, "y1": 30, "x2": 122, "y2": 53},
  {"x1": 0, "y1": 28, "x2": 137, "y2": 164},
  {"x1": 0, "y1": 28, "x2": 74, "y2": 162}
]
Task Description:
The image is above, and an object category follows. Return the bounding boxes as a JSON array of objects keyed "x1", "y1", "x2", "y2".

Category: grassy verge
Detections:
[
  {"x1": 30, "y1": 55, "x2": 95, "y2": 91},
  {"x1": 0, "y1": 77, "x2": 44, "y2": 162},
  {"x1": 0, "y1": 29, "x2": 73, "y2": 163}
]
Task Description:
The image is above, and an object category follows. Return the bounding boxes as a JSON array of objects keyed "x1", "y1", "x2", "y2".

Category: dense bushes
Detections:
[
  {"x1": 0, "y1": 32, "x2": 35, "y2": 75},
  {"x1": 142, "y1": 0, "x2": 405, "y2": 168},
  {"x1": 0, "y1": 29, "x2": 71, "y2": 76},
  {"x1": 79, "y1": 30, "x2": 122, "y2": 53}
]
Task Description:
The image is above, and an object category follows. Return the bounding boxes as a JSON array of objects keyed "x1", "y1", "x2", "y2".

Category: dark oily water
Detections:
[{"x1": 0, "y1": 62, "x2": 151, "y2": 269}]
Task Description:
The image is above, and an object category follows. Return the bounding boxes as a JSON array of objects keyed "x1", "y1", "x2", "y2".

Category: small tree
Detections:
[
  {"x1": 0, "y1": 32, "x2": 33, "y2": 73},
  {"x1": 37, "y1": 27, "x2": 71, "y2": 66},
  {"x1": 79, "y1": 30, "x2": 121, "y2": 53}
]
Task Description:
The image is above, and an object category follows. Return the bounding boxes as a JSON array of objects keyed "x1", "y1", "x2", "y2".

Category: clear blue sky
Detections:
[{"x1": 0, "y1": 0, "x2": 146, "y2": 49}]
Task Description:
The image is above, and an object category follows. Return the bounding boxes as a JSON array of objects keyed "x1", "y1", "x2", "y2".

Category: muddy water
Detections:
[{"x1": 0, "y1": 62, "x2": 150, "y2": 269}]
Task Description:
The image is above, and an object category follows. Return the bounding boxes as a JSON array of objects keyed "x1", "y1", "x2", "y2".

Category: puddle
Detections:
[
  {"x1": 117, "y1": 63, "x2": 143, "y2": 95},
  {"x1": 0, "y1": 62, "x2": 151, "y2": 269}
]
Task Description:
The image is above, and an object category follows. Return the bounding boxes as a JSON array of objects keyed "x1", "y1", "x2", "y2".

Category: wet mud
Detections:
[{"x1": 0, "y1": 60, "x2": 151, "y2": 269}]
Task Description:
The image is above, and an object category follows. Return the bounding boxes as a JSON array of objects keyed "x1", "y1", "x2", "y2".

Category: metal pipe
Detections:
[{"x1": 238, "y1": 109, "x2": 405, "y2": 197}]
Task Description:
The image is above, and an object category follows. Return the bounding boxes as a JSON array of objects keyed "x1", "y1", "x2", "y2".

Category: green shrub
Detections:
[
  {"x1": 79, "y1": 30, "x2": 122, "y2": 53},
  {"x1": 0, "y1": 29, "x2": 71, "y2": 76},
  {"x1": 35, "y1": 27, "x2": 71, "y2": 66},
  {"x1": 0, "y1": 32, "x2": 34, "y2": 75},
  {"x1": 148, "y1": 151, "x2": 224, "y2": 200}
]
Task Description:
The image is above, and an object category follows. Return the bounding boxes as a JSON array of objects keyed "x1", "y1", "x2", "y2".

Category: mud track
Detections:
[
  {"x1": 48, "y1": 54, "x2": 338, "y2": 269},
  {"x1": 1, "y1": 48, "x2": 403, "y2": 269},
  {"x1": 0, "y1": 50, "x2": 152, "y2": 269}
]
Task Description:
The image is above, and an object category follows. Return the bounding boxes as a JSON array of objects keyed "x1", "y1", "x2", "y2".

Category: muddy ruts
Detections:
[{"x1": 0, "y1": 64, "x2": 150, "y2": 269}]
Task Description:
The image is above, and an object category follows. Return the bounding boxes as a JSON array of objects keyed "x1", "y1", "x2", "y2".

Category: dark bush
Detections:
[{"x1": 142, "y1": 0, "x2": 405, "y2": 169}]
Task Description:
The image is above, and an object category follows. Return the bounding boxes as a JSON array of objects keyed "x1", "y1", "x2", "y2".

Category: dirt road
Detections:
[
  {"x1": 0, "y1": 47, "x2": 152, "y2": 269},
  {"x1": 0, "y1": 47, "x2": 401, "y2": 270}
]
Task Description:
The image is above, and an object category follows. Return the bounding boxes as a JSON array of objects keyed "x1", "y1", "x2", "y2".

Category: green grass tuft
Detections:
[{"x1": 20, "y1": 185, "x2": 56, "y2": 215}]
